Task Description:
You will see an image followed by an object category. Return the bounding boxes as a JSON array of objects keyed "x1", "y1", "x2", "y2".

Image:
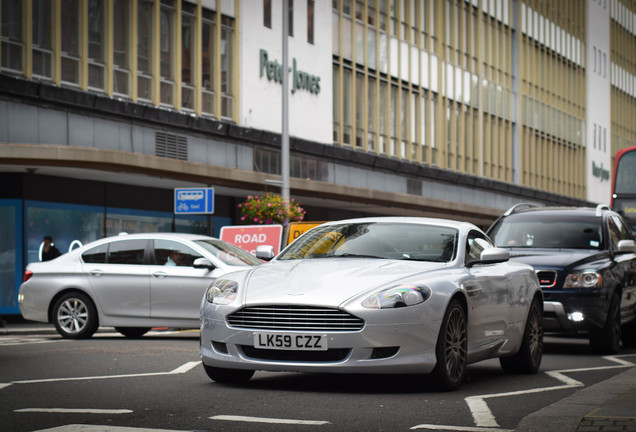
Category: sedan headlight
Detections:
[
  {"x1": 205, "y1": 279, "x2": 239, "y2": 305},
  {"x1": 362, "y1": 284, "x2": 431, "y2": 309},
  {"x1": 563, "y1": 271, "x2": 602, "y2": 288}
]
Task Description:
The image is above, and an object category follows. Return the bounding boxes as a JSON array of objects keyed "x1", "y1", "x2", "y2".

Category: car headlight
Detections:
[
  {"x1": 362, "y1": 284, "x2": 431, "y2": 309},
  {"x1": 563, "y1": 271, "x2": 602, "y2": 288},
  {"x1": 205, "y1": 279, "x2": 239, "y2": 305}
]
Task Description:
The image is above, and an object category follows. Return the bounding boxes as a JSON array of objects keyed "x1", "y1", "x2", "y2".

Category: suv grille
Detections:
[
  {"x1": 536, "y1": 270, "x2": 558, "y2": 288},
  {"x1": 227, "y1": 306, "x2": 365, "y2": 332}
]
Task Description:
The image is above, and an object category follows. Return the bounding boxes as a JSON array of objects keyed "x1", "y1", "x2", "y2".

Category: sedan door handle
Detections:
[
  {"x1": 89, "y1": 270, "x2": 103, "y2": 277},
  {"x1": 152, "y1": 271, "x2": 167, "y2": 278}
]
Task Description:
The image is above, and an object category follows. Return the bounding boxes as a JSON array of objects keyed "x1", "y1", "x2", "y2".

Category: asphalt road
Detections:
[{"x1": 1, "y1": 329, "x2": 635, "y2": 432}]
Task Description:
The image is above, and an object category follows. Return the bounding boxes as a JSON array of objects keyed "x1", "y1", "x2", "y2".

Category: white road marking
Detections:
[
  {"x1": 15, "y1": 408, "x2": 132, "y2": 414},
  {"x1": 411, "y1": 425, "x2": 513, "y2": 431},
  {"x1": 32, "y1": 425, "x2": 192, "y2": 432},
  {"x1": 0, "y1": 336, "x2": 70, "y2": 346},
  {"x1": 211, "y1": 415, "x2": 330, "y2": 425},
  {"x1": 0, "y1": 361, "x2": 200, "y2": 390},
  {"x1": 411, "y1": 354, "x2": 636, "y2": 431},
  {"x1": 464, "y1": 354, "x2": 636, "y2": 428}
]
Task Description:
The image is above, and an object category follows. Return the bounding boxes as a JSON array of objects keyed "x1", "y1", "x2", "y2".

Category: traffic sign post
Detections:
[
  {"x1": 174, "y1": 188, "x2": 215, "y2": 214},
  {"x1": 220, "y1": 225, "x2": 283, "y2": 255}
]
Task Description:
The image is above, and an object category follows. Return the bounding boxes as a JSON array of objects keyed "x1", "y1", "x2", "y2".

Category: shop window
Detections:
[
  {"x1": 201, "y1": 9, "x2": 215, "y2": 115},
  {"x1": 221, "y1": 16, "x2": 235, "y2": 119},
  {"x1": 264, "y1": 0, "x2": 272, "y2": 28},
  {"x1": 307, "y1": 0, "x2": 314, "y2": 44},
  {"x1": 0, "y1": 201, "x2": 19, "y2": 312}
]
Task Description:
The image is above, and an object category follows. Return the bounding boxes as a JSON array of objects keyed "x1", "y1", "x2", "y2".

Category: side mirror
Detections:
[
  {"x1": 617, "y1": 239, "x2": 636, "y2": 253},
  {"x1": 193, "y1": 258, "x2": 215, "y2": 270},
  {"x1": 255, "y1": 245, "x2": 275, "y2": 261},
  {"x1": 479, "y1": 248, "x2": 510, "y2": 264}
]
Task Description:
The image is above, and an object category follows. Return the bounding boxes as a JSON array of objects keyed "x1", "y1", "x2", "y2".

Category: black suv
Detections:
[{"x1": 487, "y1": 204, "x2": 636, "y2": 354}]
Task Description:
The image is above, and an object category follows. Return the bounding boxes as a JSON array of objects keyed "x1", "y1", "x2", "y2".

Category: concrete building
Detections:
[{"x1": 0, "y1": 0, "x2": 635, "y2": 315}]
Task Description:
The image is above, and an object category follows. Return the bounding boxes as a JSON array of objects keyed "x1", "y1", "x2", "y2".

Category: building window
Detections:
[
  {"x1": 32, "y1": 0, "x2": 53, "y2": 79},
  {"x1": 1, "y1": 0, "x2": 23, "y2": 73},
  {"x1": 160, "y1": 0, "x2": 176, "y2": 106},
  {"x1": 112, "y1": 0, "x2": 130, "y2": 96},
  {"x1": 201, "y1": 9, "x2": 215, "y2": 115},
  {"x1": 264, "y1": 0, "x2": 272, "y2": 28},
  {"x1": 88, "y1": 0, "x2": 105, "y2": 90},
  {"x1": 181, "y1": 2, "x2": 196, "y2": 111},
  {"x1": 307, "y1": 0, "x2": 314, "y2": 44},
  {"x1": 288, "y1": 0, "x2": 294, "y2": 37},
  {"x1": 220, "y1": 16, "x2": 234, "y2": 118},
  {"x1": 137, "y1": 0, "x2": 154, "y2": 101},
  {"x1": 61, "y1": 0, "x2": 80, "y2": 85}
]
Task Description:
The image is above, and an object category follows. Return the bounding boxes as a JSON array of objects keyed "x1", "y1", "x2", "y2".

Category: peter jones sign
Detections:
[{"x1": 259, "y1": 49, "x2": 321, "y2": 95}]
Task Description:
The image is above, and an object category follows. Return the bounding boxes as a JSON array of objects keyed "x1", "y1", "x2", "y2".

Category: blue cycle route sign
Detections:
[{"x1": 174, "y1": 187, "x2": 215, "y2": 214}]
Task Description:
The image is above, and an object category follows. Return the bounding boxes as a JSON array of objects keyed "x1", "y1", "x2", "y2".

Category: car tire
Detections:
[
  {"x1": 52, "y1": 292, "x2": 99, "y2": 339},
  {"x1": 589, "y1": 293, "x2": 621, "y2": 354},
  {"x1": 115, "y1": 327, "x2": 151, "y2": 338},
  {"x1": 500, "y1": 296, "x2": 543, "y2": 374},
  {"x1": 203, "y1": 364, "x2": 255, "y2": 384},
  {"x1": 430, "y1": 298, "x2": 467, "y2": 391}
]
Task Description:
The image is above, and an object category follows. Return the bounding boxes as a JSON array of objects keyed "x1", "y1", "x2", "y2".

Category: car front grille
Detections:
[
  {"x1": 240, "y1": 346, "x2": 351, "y2": 362},
  {"x1": 227, "y1": 305, "x2": 365, "y2": 332},
  {"x1": 536, "y1": 270, "x2": 558, "y2": 288}
]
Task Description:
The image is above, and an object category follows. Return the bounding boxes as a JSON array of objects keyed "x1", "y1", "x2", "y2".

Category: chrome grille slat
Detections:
[{"x1": 227, "y1": 306, "x2": 364, "y2": 331}]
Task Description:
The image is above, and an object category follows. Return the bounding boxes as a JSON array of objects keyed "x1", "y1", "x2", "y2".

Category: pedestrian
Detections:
[{"x1": 42, "y1": 236, "x2": 61, "y2": 261}]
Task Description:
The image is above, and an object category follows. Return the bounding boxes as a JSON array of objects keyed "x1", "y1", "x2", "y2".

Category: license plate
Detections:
[{"x1": 253, "y1": 333, "x2": 328, "y2": 351}]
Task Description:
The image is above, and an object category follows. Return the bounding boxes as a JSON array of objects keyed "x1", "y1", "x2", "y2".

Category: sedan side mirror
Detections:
[
  {"x1": 193, "y1": 258, "x2": 216, "y2": 270},
  {"x1": 479, "y1": 248, "x2": 510, "y2": 264},
  {"x1": 617, "y1": 239, "x2": 636, "y2": 253},
  {"x1": 255, "y1": 245, "x2": 275, "y2": 261}
]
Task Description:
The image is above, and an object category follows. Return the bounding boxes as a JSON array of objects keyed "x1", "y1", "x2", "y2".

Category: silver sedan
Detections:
[
  {"x1": 19, "y1": 233, "x2": 262, "y2": 339},
  {"x1": 200, "y1": 217, "x2": 544, "y2": 391}
]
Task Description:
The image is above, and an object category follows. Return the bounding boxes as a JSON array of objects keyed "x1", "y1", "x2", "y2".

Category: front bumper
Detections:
[
  {"x1": 200, "y1": 315, "x2": 442, "y2": 375},
  {"x1": 542, "y1": 290, "x2": 607, "y2": 332}
]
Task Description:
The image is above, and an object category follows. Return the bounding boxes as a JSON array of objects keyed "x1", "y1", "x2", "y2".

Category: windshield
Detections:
[
  {"x1": 490, "y1": 215, "x2": 603, "y2": 249},
  {"x1": 278, "y1": 222, "x2": 458, "y2": 262},
  {"x1": 195, "y1": 239, "x2": 263, "y2": 266}
]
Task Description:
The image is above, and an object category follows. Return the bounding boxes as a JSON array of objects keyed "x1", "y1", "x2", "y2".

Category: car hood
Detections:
[
  {"x1": 241, "y1": 258, "x2": 447, "y2": 307},
  {"x1": 504, "y1": 248, "x2": 605, "y2": 269}
]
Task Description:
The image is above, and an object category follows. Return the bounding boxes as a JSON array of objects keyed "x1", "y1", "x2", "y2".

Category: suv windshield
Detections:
[
  {"x1": 278, "y1": 222, "x2": 458, "y2": 262},
  {"x1": 489, "y1": 215, "x2": 603, "y2": 249}
]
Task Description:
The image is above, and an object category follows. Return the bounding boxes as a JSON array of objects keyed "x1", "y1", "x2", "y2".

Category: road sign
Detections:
[
  {"x1": 284, "y1": 221, "x2": 326, "y2": 246},
  {"x1": 174, "y1": 188, "x2": 214, "y2": 214},
  {"x1": 220, "y1": 225, "x2": 283, "y2": 255}
]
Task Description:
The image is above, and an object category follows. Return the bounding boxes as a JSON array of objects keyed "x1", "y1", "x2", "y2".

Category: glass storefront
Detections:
[
  {"x1": 0, "y1": 199, "x2": 230, "y2": 315},
  {"x1": 0, "y1": 200, "x2": 21, "y2": 313}
]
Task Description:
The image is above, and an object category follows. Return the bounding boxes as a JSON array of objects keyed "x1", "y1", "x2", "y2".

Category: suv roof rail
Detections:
[
  {"x1": 503, "y1": 203, "x2": 540, "y2": 216},
  {"x1": 595, "y1": 204, "x2": 611, "y2": 216}
]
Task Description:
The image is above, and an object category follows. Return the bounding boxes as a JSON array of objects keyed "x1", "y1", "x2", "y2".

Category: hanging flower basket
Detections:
[{"x1": 238, "y1": 193, "x2": 306, "y2": 226}]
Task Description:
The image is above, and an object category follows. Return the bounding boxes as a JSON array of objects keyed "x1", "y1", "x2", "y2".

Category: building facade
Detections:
[{"x1": 0, "y1": 0, "x2": 635, "y2": 315}]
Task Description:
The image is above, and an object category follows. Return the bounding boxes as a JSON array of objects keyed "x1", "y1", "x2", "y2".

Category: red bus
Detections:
[{"x1": 611, "y1": 145, "x2": 636, "y2": 234}]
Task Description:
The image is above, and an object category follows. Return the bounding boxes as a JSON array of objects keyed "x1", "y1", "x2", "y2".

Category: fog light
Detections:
[{"x1": 568, "y1": 312, "x2": 584, "y2": 322}]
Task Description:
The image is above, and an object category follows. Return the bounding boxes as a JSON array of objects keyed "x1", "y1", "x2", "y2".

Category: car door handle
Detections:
[
  {"x1": 152, "y1": 271, "x2": 167, "y2": 278},
  {"x1": 89, "y1": 270, "x2": 103, "y2": 277}
]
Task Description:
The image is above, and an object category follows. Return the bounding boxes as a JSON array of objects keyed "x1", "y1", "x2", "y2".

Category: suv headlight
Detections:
[
  {"x1": 362, "y1": 284, "x2": 431, "y2": 309},
  {"x1": 205, "y1": 279, "x2": 239, "y2": 304},
  {"x1": 563, "y1": 271, "x2": 602, "y2": 288}
]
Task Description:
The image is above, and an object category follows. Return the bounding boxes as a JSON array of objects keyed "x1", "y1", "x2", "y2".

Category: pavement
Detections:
[{"x1": 1, "y1": 316, "x2": 635, "y2": 432}]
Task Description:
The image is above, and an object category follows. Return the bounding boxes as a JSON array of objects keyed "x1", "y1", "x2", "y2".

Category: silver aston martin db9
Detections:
[{"x1": 200, "y1": 217, "x2": 543, "y2": 390}]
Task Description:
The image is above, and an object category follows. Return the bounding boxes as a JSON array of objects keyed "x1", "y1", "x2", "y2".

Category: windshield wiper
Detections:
[{"x1": 315, "y1": 253, "x2": 387, "y2": 259}]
